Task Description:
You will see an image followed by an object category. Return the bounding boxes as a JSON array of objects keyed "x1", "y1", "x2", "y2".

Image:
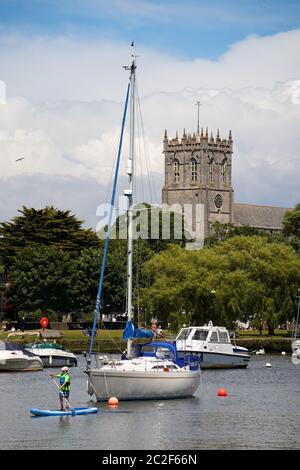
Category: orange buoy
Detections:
[
  {"x1": 217, "y1": 388, "x2": 228, "y2": 397},
  {"x1": 108, "y1": 397, "x2": 119, "y2": 406}
]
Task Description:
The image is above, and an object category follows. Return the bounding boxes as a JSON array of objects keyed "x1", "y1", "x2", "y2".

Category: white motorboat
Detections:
[
  {"x1": 25, "y1": 341, "x2": 77, "y2": 367},
  {"x1": 0, "y1": 341, "x2": 43, "y2": 371},
  {"x1": 176, "y1": 321, "x2": 250, "y2": 369},
  {"x1": 85, "y1": 50, "x2": 201, "y2": 401},
  {"x1": 292, "y1": 339, "x2": 300, "y2": 360}
]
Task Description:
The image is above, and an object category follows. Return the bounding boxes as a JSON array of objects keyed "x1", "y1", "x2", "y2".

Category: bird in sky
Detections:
[{"x1": 15, "y1": 157, "x2": 24, "y2": 162}]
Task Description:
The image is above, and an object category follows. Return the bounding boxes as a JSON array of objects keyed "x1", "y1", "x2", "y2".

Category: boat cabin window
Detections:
[
  {"x1": 218, "y1": 332, "x2": 230, "y2": 343},
  {"x1": 192, "y1": 330, "x2": 209, "y2": 341},
  {"x1": 140, "y1": 344, "x2": 175, "y2": 361},
  {"x1": 141, "y1": 345, "x2": 156, "y2": 353},
  {"x1": 177, "y1": 329, "x2": 192, "y2": 341},
  {"x1": 209, "y1": 331, "x2": 219, "y2": 343},
  {"x1": 156, "y1": 347, "x2": 174, "y2": 361}
]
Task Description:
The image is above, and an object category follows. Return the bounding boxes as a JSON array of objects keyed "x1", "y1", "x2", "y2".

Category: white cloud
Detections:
[{"x1": 0, "y1": 29, "x2": 300, "y2": 226}]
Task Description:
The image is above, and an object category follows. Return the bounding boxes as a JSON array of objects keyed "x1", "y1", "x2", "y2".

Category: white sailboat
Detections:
[{"x1": 85, "y1": 50, "x2": 201, "y2": 401}]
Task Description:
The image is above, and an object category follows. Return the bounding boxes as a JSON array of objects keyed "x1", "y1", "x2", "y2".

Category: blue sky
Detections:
[
  {"x1": 1, "y1": 0, "x2": 300, "y2": 59},
  {"x1": 0, "y1": 0, "x2": 299, "y2": 225}
]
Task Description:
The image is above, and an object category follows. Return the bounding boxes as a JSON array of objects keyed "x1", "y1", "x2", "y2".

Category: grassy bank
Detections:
[{"x1": 0, "y1": 328, "x2": 293, "y2": 354}]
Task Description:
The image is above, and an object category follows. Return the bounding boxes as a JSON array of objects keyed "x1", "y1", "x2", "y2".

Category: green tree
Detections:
[
  {"x1": 0, "y1": 262, "x2": 4, "y2": 294},
  {"x1": 7, "y1": 246, "x2": 76, "y2": 316},
  {"x1": 282, "y1": 203, "x2": 300, "y2": 254},
  {"x1": 205, "y1": 221, "x2": 264, "y2": 247},
  {"x1": 72, "y1": 238, "x2": 155, "y2": 318},
  {"x1": 282, "y1": 204, "x2": 300, "y2": 237},
  {"x1": 0, "y1": 206, "x2": 99, "y2": 265},
  {"x1": 142, "y1": 236, "x2": 300, "y2": 334}
]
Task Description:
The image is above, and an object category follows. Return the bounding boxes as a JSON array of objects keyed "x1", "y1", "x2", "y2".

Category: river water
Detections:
[{"x1": 0, "y1": 354, "x2": 299, "y2": 450}]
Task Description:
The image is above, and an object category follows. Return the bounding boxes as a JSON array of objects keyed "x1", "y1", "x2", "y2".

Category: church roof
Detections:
[{"x1": 233, "y1": 203, "x2": 291, "y2": 231}]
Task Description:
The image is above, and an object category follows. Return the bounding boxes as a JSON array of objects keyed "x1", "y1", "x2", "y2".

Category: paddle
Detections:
[{"x1": 51, "y1": 376, "x2": 76, "y2": 416}]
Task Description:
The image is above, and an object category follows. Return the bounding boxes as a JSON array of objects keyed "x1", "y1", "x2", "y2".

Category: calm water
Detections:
[{"x1": 0, "y1": 354, "x2": 299, "y2": 450}]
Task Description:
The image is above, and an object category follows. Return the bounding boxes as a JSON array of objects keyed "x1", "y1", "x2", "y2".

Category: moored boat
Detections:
[
  {"x1": 86, "y1": 341, "x2": 200, "y2": 401},
  {"x1": 292, "y1": 293, "x2": 300, "y2": 360},
  {"x1": 0, "y1": 341, "x2": 43, "y2": 371},
  {"x1": 85, "y1": 48, "x2": 201, "y2": 401},
  {"x1": 25, "y1": 341, "x2": 77, "y2": 367},
  {"x1": 176, "y1": 321, "x2": 250, "y2": 369}
]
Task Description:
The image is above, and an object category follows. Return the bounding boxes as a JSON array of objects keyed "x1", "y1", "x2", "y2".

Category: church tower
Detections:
[{"x1": 162, "y1": 127, "x2": 234, "y2": 237}]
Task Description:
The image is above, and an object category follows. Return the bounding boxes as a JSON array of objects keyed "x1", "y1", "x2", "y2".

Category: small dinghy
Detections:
[{"x1": 30, "y1": 407, "x2": 98, "y2": 417}]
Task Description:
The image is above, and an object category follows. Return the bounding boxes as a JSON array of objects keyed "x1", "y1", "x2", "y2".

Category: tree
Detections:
[
  {"x1": 205, "y1": 221, "x2": 264, "y2": 247},
  {"x1": 282, "y1": 203, "x2": 300, "y2": 254},
  {"x1": 141, "y1": 236, "x2": 300, "y2": 334},
  {"x1": 7, "y1": 246, "x2": 76, "y2": 316},
  {"x1": 0, "y1": 262, "x2": 4, "y2": 294},
  {"x1": 282, "y1": 204, "x2": 300, "y2": 237},
  {"x1": 72, "y1": 238, "x2": 156, "y2": 318},
  {"x1": 0, "y1": 206, "x2": 99, "y2": 265}
]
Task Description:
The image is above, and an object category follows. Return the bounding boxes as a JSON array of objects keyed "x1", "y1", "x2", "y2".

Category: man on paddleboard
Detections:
[{"x1": 50, "y1": 366, "x2": 71, "y2": 412}]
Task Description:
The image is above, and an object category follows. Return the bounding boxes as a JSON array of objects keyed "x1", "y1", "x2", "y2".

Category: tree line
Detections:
[{"x1": 0, "y1": 203, "x2": 300, "y2": 334}]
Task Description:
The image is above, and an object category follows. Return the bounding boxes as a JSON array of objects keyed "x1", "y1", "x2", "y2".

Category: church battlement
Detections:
[
  {"x1": 163, "y1": 128, "x2": 232, "y2": 151},
  {"x1": 162, "y1": 120, "x2": 289, "y2": 240},
  {"x1": 162, "y1": 125, "x2": 234, "y2": 237}
]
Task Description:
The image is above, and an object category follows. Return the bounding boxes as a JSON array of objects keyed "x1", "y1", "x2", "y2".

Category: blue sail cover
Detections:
[{"x1": 122, "y1": 320, "x2": 154, "y2": 340}]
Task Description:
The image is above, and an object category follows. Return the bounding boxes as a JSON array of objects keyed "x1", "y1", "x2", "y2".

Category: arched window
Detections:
[
  {"x1": 191, "y1": 158, "x2": 197, "y2": 182},
  {"x1": 174, "y1": 159, "x2": 180, "y2": 182},
  {"x1": 209, "y1": 158, "x2": 214, "y2": 183},
  {"x1": 221, "y1": 158, "x2": 227, "y2": 183}
]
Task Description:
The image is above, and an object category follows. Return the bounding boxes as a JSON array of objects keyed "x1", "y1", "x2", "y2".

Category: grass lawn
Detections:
[
  {"x1": 237, "y1": 329, "x2": 291, "y2": 338},
  {"x1": 0, "y1": 328, "x2": 291, "y2": 343},
  {"x1": 62, "y1": 329, "x2": 124, "y2": 340}
]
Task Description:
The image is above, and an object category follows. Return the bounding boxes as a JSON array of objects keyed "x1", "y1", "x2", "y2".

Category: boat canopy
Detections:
[
  {"x1": 134, "y1": 341, "x2": 199, "y2": 370},
  {"x1": 122, "y1": 320, "x2": 154, "y2": 340},
  {"x1": 135, "y1": 341, "x2": 178, "y2": 361},
  {"x1": 25, "y1": 342, "x2": 64, "y2": 350}
]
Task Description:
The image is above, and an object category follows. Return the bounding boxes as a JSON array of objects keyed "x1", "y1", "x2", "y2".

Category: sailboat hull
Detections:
[{"x1": 87, "y1": 368, "x2": 201, "y2": 401}]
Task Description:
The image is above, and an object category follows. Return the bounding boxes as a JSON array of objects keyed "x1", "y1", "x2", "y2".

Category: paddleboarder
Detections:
[{"x1": 50, "y1": 366, "x2": 71, "y2": 412}]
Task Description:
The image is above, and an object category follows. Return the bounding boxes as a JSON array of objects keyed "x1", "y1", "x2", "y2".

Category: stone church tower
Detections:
[{"x1": 162, "y1": 127, "x2": 234, "y2": 237}]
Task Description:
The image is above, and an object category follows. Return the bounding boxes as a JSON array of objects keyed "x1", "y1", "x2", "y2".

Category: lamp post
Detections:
[{"x1": 210, "y1": 290, "x2": 216, "y2": 323}]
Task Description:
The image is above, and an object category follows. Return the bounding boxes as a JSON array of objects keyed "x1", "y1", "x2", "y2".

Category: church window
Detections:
[
  {"x1": 209, "y1": 159, "x2": 214, "y2": 183},
  {"x1": 191, "y1": 158, "x2": 197, "y2": 182},
  {"x1": 174, "y1": 159, "x2": 180, "y2": 182},
  {"x1": 222, "y1": 159, "x2": 227, "y2": 183}
]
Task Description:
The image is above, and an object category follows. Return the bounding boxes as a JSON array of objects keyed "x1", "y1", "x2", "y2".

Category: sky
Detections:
[{"x1": 0, "y1": 0, "x2": 300, "y2": 229}]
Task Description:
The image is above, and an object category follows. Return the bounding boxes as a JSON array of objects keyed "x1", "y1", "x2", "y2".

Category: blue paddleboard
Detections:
[{"x1": 30, "y1": 407, "x2": 98, "y2": 417}]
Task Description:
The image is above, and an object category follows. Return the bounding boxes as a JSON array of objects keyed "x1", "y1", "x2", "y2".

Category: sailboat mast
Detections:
[{"x1": 126, "y1": 55, "x2": 136, "y2": 357}]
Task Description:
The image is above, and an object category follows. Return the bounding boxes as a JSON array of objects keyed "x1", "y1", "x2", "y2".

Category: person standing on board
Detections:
[{"x1": 50, "y1": 366, "x2": 71, "y2": 411}]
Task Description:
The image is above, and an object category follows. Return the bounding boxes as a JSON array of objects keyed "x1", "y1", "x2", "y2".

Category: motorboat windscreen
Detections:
[
  {"x1": 192, "y1": 330, "x2": 209, "y2": 341},
  {"x1": 0, "y1": 342, "x2": 39, "y2": 357},
  {"x1": 177, "y1": 329, "x2": 192, "y2": 340}
]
